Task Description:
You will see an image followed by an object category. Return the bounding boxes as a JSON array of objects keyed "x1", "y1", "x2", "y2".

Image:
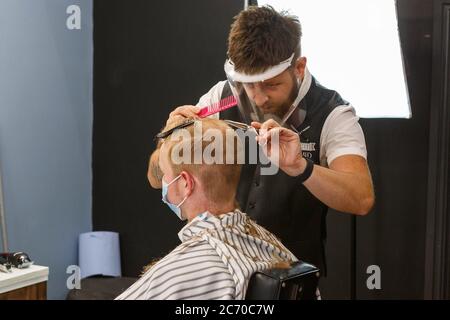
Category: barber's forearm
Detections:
[{"x1": 301, "y1": 164, "x2": 374, "y2": 215}]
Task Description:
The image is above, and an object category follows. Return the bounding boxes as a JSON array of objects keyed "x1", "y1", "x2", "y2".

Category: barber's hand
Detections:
[
  {"x1": 166, "y1": 105, "x2": 201, "y2": 128},
  {"x1": 251, "y1": 120, "x2": 307, "y2": 177}
]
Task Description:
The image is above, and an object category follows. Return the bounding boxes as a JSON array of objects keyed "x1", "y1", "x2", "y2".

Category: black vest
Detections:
[{"x1": 220, "y1": 76, "x2": 349, "y2": 275}]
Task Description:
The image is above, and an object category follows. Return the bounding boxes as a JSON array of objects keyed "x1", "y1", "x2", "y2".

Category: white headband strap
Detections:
[{"x1": 224, "y1": 52, "x2": 295, "y2": 83}]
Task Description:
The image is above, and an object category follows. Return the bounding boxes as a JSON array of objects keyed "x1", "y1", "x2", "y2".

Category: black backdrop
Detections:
[
  {"x1": 93, "y1": 0, "x2": 244, "y2": 278},
  {"x1": 93, "y1": 0, "x2": 435, "y2": 298}
]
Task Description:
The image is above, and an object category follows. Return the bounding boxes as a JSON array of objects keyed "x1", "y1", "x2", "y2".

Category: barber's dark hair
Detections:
[{"x1": 227, "y1": 5, "x2": 302, "y2": 74}]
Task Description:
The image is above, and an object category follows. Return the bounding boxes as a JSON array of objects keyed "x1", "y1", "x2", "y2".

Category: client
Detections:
[{"x1": 116, "y1": 118, "x2": 297, "y2": 300}]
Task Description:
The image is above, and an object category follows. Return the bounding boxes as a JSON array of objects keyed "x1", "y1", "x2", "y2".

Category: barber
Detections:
[{"x1": 148, "y1": 6, "x2": 374, "y2": 277}]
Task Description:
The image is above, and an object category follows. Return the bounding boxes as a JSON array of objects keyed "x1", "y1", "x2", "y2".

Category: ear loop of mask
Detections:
[
  {"x1": 168, "y1": 175, "x2": 189, "y2": 207},
  {"x1": 162, "y1": 175, "x2": 189, "y2": 220}
]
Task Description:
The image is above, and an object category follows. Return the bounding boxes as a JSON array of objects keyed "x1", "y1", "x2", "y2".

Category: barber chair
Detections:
[
  {"x1": 245, "y1": 261, "x2": 320, "y2": 300},
  {"x1": 67, "y1": 261, "x2": 319, "y2": 300}
]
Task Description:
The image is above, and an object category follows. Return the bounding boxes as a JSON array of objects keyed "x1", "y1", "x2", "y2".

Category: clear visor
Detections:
[{"x1": 224, "y1": 54, "x2": 307, "y2": 129}]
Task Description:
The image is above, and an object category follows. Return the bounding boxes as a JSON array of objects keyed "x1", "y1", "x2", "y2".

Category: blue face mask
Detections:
[{"x1": 161, "y1": 175, "x2": 188, "y2": 221}]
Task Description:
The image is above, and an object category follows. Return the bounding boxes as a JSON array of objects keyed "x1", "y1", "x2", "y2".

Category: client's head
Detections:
[{"x1": 154, "y1": 118, "x2": 243, "y2": 222}]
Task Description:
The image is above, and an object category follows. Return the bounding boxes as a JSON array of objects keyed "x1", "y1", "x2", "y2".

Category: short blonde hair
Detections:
[{"x1": 160, "y1": 118, "x2": 242, "y2": 206}]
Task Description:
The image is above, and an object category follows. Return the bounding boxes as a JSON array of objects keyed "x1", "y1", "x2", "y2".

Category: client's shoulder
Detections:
[
  {"x1": 152, "y1": 240, "x2": 225, "y2": 273},
  {"x1": 143, "y1": 240, "x2": 234, "y2": 299}
]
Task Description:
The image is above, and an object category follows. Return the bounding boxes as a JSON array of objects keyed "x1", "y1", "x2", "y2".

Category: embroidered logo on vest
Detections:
[
  {"x1": 301, "y1": 142, "x2": 316, "y2": 152},
  {"x1": 301, "y1": 142, "x2": 316, "y2": 159}
]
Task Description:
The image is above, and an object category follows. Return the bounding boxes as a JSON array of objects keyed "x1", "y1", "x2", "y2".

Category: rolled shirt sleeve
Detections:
[{"x1": 319, "y1": 105, "x2": 368, "y2": 167}]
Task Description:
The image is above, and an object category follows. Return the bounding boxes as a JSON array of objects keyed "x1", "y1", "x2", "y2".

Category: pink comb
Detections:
[{"x1": 198, "y1": 95, "x2": 237, "y2": 118}]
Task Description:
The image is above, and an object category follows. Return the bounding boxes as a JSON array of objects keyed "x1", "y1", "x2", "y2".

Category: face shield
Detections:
[{"x1": 224, "y1": 53, "x2": 307, "y2": 130}]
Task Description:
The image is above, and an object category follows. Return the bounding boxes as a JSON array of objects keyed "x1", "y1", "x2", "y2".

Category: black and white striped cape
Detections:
[{"x1": 115, "y1": 209, "x2": 297, "y2": 300}]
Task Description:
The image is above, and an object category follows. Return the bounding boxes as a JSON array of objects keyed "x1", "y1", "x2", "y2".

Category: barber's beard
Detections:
[
  {"x1": 266, "y1": 73, "x2": 300, "y2": 120},
  {"x1": 273, "y1": 83, "x2": 300, "y2": 118},
  {"x1": 250, "y1": 72, "x2": 300, "y2": 124},
  {"x1": 256, "y1": 87, "x2": 298, "y2": 123}
]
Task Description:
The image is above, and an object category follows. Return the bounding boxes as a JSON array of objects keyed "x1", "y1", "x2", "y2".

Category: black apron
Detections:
[{"x1": 219, "y1": 77, "x2": 349, "y2": 275}]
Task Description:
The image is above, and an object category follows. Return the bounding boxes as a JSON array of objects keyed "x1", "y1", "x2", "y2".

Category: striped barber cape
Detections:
[{"x1": 115, "y1": 209, "x2": 298, "y2": 300}]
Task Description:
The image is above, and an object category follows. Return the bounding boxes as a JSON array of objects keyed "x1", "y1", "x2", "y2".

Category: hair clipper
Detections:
[{"x1": 0, "y1": 252, "x2": 34, "y2": 269}]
